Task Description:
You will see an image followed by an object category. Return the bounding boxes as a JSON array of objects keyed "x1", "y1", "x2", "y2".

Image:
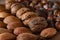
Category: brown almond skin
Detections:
[
  {"x1": 55, "y1": 22, "x2": 60, "y2": 30},
  {"x1": 0, "y1": 21, "x2": 6, "y2": 28},
  {"x1": 3, "y1": 16, "x2": 20, "y2": 24},
  {"x1": 17, "y1": 33, "x2": 38, "y2": 40},
  {"x1": 0, "y1": 12, "x2": 10, "y2": 19},
  {"x1": 14, "y1": 27, "x2": 32, "y2": 35},
  {"x1": 7, "y1": 21, "x2": 24, "y2": 30},
  {"x1": 40, "y1": 28, "x2": 57, "y2": 38},
  {"x1": 28, "y1": 17, "x2": 48, "y2": 32},
  {"x1": 0, "y1": 28, "x2": 11, "y2": 34},
  {"x1": 0, "y1": 32, "x2": 16, "y2": 40},
  {"x1": 16, "y1": 7, "x2": 30, "y2": 19}
]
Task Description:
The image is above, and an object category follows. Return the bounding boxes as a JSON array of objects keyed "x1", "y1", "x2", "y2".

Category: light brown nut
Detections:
[
  {"x1": 28, "y1": 17, "x2": 48, "y2": 32},
  {"x1": 17, "y1": 33, "x2": 38, "y2": 40},
  {"x1": 5, "y1": 2, "x2": 15, "y2": 10},
  {"x1": 20, "y1": 12, "x2": 38, "y2": 21},
  {"x1": 0, "y1": 32, "x2": 16, "y2": 40},
  {"x1": 7, "y1": 21, "x2": 24, "y2": 30},
  {"x1": 3, "y1": 16, "x2": 20, "y2": 24},
  {"x1": 11, "y1": 3, "x2": 24, "y2": 15},
  {"x1": 0, "y1": 21, "x2": 6, "y2": 28},
  {"x1": 0, "y1": 12, "x2": 10, "y2": 18},
  {"x1": 14, "y1": 27, "x2": 32, "y2": 35},
  {"x1": 0, "y1": 28, "x2": 11, "y2": 34},
  {"x1": 16, "y1": 7, "x2": 30, "y2": 19},
  {"x1": 40, "y1": 28, "x2": 57, "y2": 38}
]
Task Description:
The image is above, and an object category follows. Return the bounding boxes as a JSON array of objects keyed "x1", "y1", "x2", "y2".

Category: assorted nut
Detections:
[{"x1": 0, "y1": 0, "x2": 60, "y2": 40}]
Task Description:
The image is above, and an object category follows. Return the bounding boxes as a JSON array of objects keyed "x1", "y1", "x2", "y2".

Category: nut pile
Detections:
[{"x1": 0, "y1": 0, "x2": 60, "y2": 40}]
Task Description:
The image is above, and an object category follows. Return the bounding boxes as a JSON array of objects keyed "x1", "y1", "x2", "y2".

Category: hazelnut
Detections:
[
  {"x1": 17, "y1": 33, "x2": 38, "y2": 40},
  {"x1": 40, "y1": 28, "x2": 57, "y2": 38},
  {"x1": 0, "y1": 12, "x2": 10, "y2": 18},
  {"x1": 16, "y1": 7, "x2": 30, "y2": 19},
  {"x1": 14, "y1": 27, "x2": 32, "y2": 35},
  {"x1": 28, "y1": 17, "x2": 48, "y2": 32},
  {"x1": 55, "y1": 22, "x2": 60, "y2": 30},
  {"x1": 0, "y1": 32, "x2": 16, "y2": 40},
  {"x1": 3, "y1": 16, "x2": 20, "y2": 24},
  {"x1": 7, "y1": 21, "x2": 24, "y2": 30}
]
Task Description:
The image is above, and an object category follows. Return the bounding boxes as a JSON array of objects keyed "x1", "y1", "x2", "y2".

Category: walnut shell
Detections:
[{"x1": 28, "y1": 17, "x2": 48, "y2": 32}]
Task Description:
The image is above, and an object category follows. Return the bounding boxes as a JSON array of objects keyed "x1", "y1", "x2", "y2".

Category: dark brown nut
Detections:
[
  {"x1": 56, "y1": 17, "x2": 60, "y2": 22},
  {"x1": 17, "y1": 33, "x2": 38, "y2": 40},
  {"x1": 0, "y1": 12, "x2": 10, "y2": 18},
  {"x1": 7, "y1": 21, "x2": 24, "y2": 30},
  {"x1": 0, "y1": 32, "x2": 16, "y2": 40},
  {"x1": 0, "y1": 28, "x2": 11, "y2": 34},
  {"x1": 0, "y1": 5, "x2": 6, "y2": 12},
  {"x1": 3, "y1": 16, "x2": 20, "y2": 24},
  {"x1": 40, "y1": 28, "x2": 57, "y2": 38},
  {"x1": 28, "y1": 17, "x2": 48, "y2": 32},
  {"x1": 20, "y1": 12, "x2": 38, "y2": 21},
  {"x1": 0, "y1": 21, "x2": 6, "y2": 28},
  {"x1": 14, "y1": 27, "x2": 32, "y2": 35},
  {"x1": 23, "y1": 17, "x2": 35, "y2": 26},
  {"x1": 55, "y1": 22, "x2": 60, "y2": 30},
  {"x1": 16, "y1": 7, "x2": 30, "y2": 19},
  {"x1": 11, "y1": 3, "x2": 24, "y2": 15},
  {"x1": 51, "y1": 32, "x2": 60, "y2": 40}
]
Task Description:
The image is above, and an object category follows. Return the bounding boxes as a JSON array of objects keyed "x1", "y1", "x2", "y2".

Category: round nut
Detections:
[
  {"x1": 56, "y1": 17, "x2": 60, "y2": 22},
  {"x1": 11, "y1": 3, "x2": 24, "y2": 15},
  {"x1": 3, "y1": 16, "x2": 20, "y2": 24},
  {"x1": 0, "y1": 28, "x2": 11, "y2": 34},
  {"x1": 14, "y1": 27, "x2": 32, "y2": 35},
  {"x1": 17, "y1": 33, "x2": 38, "y2": 40},
  {"x1": 40, "y1": 28, "x2": 57, "y2": 38},
  {"x1": 20, "y1": 12, "x2": 38, "y2": 21},
  {"x1": 16, "y1": 7, "x2": 30, "y2": 19},
  {"x1": 28, "y1": 17, "x2": 48, "y2": 32},
  {"x1": 0, "y1": 32, "x2": 16, "y2": 40},
  {"x1": 0, "y1": 12, "x2": 10, "y2": 18},
  {"x1": 55, "y1": 22, "x2": 60, "y2": 30},
  {"x1": 0, "y1": 21, "x2": 6, "y2": 28},
  {"x1": 7, "y1": 21, "x2": 24, "y2": 30}
]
